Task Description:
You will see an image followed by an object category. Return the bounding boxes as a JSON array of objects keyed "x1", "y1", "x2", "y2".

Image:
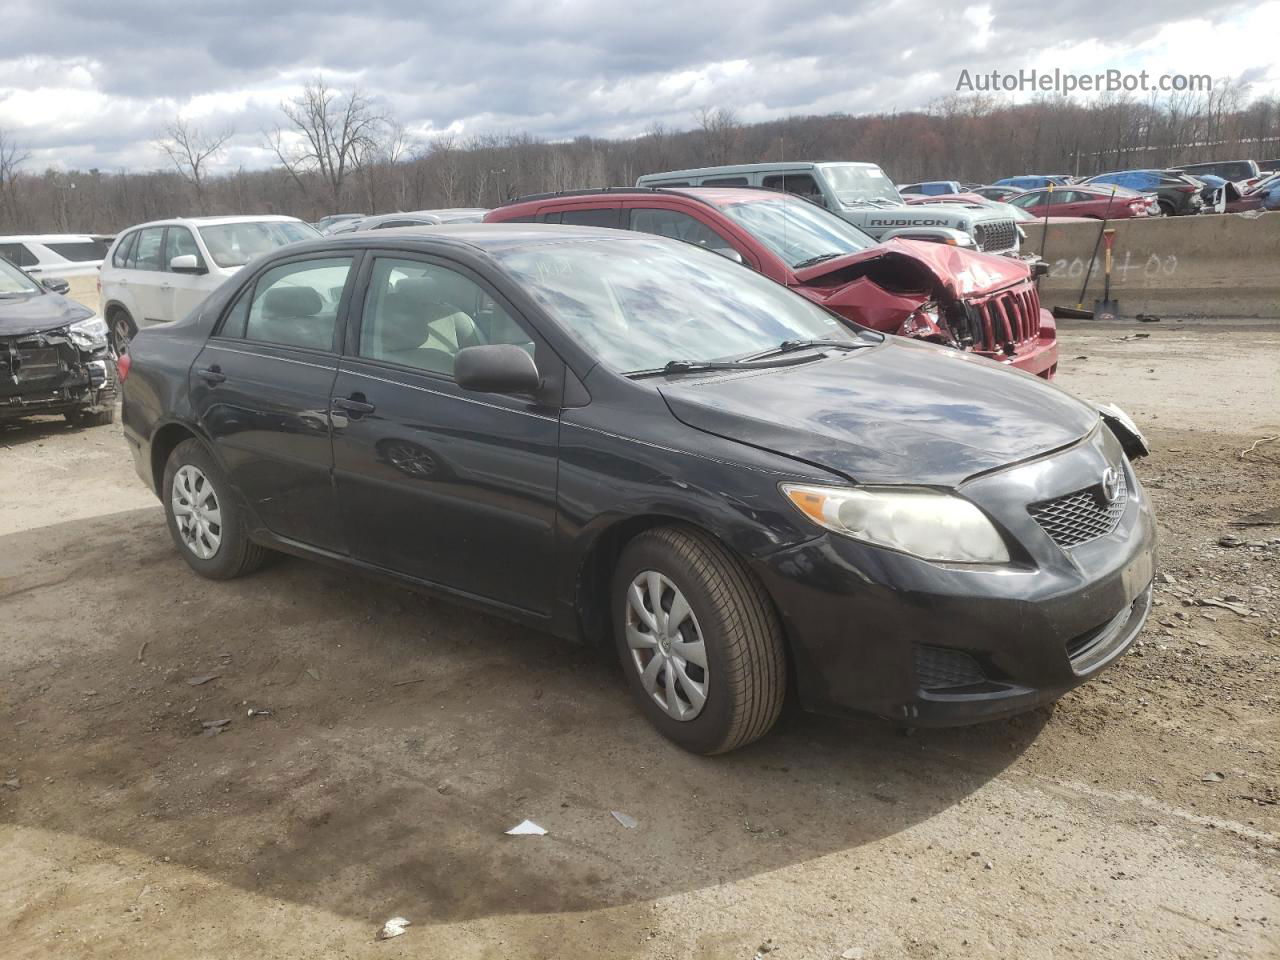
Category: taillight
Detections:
[
  {"x1": 116, "y1": 352, "x2": 131, "y2": 382},
  {"x1": 1177, "y1": 184, "x2": 1197, "y2": 193}
]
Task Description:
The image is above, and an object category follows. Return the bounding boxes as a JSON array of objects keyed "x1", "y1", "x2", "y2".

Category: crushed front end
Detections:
[
  {"x1": 794, "y1": 239, "x2": 1059, "y2": 379},
  {"x1": 0, "y1": 326, "x2": 117, "y2": 421}
]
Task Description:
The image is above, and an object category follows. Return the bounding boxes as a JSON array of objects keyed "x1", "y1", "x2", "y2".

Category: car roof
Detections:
[
  {"x1": 119, "y1": 215, "x2": 306, "y2": 230},
  {"x1": 299, "y1": 222, "x2": 661, "y2": 254},
  {"x1": 0, "y1": 234, "x2": 99, "y2": 243},
  {"x1": 637, "y1": 160, "x2": 880, "y2": 181}
]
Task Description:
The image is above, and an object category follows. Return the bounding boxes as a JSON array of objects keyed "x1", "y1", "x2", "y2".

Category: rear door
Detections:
[
  {"x1": 329, "y1": 252, "x2": 562, "y2": 613},
  {"x1": 190, "y1": 252, "x2": 358, "y2": 552},
  {"x1": 121, "y1": 226, "x2": 170, "y2": 328}
]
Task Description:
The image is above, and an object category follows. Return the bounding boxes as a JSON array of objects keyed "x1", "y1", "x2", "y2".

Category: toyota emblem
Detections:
[{"x1": 1100, "y1": 467, "x2": 1121, "y2": 504}]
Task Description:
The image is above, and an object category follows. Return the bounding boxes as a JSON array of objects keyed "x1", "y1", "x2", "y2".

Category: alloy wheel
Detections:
[
  {"x1": 625, "y1": 570, "x2": 709, "y2": 721},
  {"x1": 171, "y1": 464, "x2": 222, "y2": 560}
]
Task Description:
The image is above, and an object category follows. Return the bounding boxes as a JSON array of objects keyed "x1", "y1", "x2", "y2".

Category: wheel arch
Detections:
[
  {"x1": 149, "y1": 419, "x2": 212, "y2": 497},
  {"x1": 571, "y1": 512, "x2": 784, "y2": 651}
]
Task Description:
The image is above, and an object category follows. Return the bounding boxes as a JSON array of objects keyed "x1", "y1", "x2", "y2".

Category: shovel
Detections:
[
  {"x1": 1092, "y1": 228, "x2": 1119, "y2": 321},
  {"x1": 1051, "y1": 186, "x2": 1119, "y2": 321}
]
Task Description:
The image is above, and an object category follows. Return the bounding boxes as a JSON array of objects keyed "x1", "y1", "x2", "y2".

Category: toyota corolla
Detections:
[{"x1": 120, "y1": 224, "x2": 1156, "y2": 753}]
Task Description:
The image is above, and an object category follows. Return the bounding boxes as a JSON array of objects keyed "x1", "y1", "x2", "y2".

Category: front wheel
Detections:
[
  {"x1": 162, "y1": 438, "x2": 268, "y2": 579},
  {"x1": 108, "y1": 309, "x2": 136, "y2": 354},
  {"x1": 612, "y1": 526, "x2": 786, "y2": 754}
]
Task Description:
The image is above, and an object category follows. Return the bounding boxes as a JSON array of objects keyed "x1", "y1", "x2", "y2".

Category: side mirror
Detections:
[
  {"x1": 169, "y1": 254, "x2": 205, "y2": 274},
  {"x1": 41, "y1": 277, "x2": 71, "y2": 295},
  {"x1": 454, "y1": 344, "x2": 540, "y2": 395},
  {"x1": 711, "y1": 246, "x2": 745, "y2": 265}
]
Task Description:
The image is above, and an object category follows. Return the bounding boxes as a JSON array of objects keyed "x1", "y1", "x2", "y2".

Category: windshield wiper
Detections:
[
  {"x1": 741, "y1": 338, "x2": 872, "y2": 361},
  {"x1": 792, "y1": 252, "x2": 843, "y2": 270},
  {"x1": 627, "y1": 352, "x2": 828, "y2": 379}
]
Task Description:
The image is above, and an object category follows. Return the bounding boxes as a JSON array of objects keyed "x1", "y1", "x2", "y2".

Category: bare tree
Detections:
[
  {"x1": 696, "y1": 107, "x2": 741, "y2": 165},
  {"x1": 267, "y1": 79, "x2": 387, "y2": 211},
  {"x1": 0, "y1": 127, "x2": 30, "y2": 227},
  {"x1": 156, "y1": 117, "x2": 233, "y2": 214}
]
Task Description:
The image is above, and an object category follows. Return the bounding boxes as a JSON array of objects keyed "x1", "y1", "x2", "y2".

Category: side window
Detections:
[
  {"x1": 219, "y1": 288, "x2": 251, "y2": 339},
  {"x1": 374, "y1": 220, "x2": 423, "y2": 229},
  {"x1": 358, "y1": 257, "x2": 531, "y2": 377},
  {"x1": 762, "y1": 173, "x2": 822, "y2": 200},
  {"x1": 242, "y1": 257, "x2": 353, "y2": 351},
  {"x1": 1010, "y1": 191, "x2": 1043, "y2": 208},
  {"x1": 162, "y1": 227, "x2": 204, "y2": 270},
  {"x1": 628, "y1": 207, "x2": 734, "y2": 252},
  {"x1": 539, "y1": 212, "x2": 562, "y2": 224},
  {"x1": 111, "y1": 231, "x2": 138, "y2": 268},
  {"x1": 558, "y1": 208, "x2": 620, "y2": 228},
  {"x1": 703, "y1": 176, "x2": 748, "y2": 186},
  {"x1": 0, "y1": 242, "x2": 37, "y2": 268},
  {"x1": 131, "y1": 227, "x2": 165, "y2": 271}
]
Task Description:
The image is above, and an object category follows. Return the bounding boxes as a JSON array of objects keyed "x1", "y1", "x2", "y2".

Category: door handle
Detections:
[
  {"x1": 332, "y1": 394, "x2": 376, "y2": 416},
  {"x1": 197, "y1": 365, "x2": 226, "y2": 384}
]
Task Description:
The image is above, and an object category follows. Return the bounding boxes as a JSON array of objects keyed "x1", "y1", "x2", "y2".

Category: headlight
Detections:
[
  {"x1": 781, "y1": 483, "x2": 1011, "y2": 563},
  {"x1": 68, "y1": 314, "x2": 109, "y2": 350}
]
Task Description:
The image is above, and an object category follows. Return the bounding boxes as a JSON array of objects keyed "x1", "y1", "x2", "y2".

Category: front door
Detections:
[
  {"x1": 162, "y1": 225, "x2": 215, "y2": 320},
  {"x1": 330, "y1": 253, "x2": 561, "y2": 614},
  {"x1": 189, "y1": 253, "x2": 358, "y2": 553}
]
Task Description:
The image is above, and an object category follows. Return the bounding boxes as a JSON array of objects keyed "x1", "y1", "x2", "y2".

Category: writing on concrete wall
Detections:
[{"x1": 1047, "y1": 251, "x2": 1179, "y2": 284}]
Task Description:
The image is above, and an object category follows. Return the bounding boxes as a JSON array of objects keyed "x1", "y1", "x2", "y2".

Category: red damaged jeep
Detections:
[{"x1": 485, "y1": 187, "x2": 1058, "y2": 378}]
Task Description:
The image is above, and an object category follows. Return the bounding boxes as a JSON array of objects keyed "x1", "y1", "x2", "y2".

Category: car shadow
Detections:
[
  {"x1": 0, "y1": 507, "x2": 1049, "y2": 926},
  {"x1": 0, "y1": 412, "x2": 99, "y2": 447}
]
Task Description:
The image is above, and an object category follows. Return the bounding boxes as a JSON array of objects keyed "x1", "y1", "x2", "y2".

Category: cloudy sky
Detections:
[{"x1": 1, "y1": 0, "x2": 1276, "y2": 173}]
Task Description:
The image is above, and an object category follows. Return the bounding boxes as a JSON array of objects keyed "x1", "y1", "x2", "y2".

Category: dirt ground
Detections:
[{"x1": 1, "y1": 321, "x2": 1278, "y2": 960}]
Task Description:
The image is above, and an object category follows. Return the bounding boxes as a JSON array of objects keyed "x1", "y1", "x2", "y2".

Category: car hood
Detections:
[
  {"x1": 0, "y1": 291, "x2": 93, "y2": 337},
  {"x1": 793, "y1": 238, "x2": 1030, "y2": 300},
  {"x1": 659, "y1": 338, "x2": 1098, "y2": 486}
]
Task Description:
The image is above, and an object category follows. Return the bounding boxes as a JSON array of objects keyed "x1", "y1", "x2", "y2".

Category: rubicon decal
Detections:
[{"x1": 869, "y1": 218, "x2": 950, "y2": 227}]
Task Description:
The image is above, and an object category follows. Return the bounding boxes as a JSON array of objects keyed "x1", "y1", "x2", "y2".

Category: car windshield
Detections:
[
  {"x1": 820, "y1": 164, "x2": 901, "y2": 204},
  {"x1": 0, "y1": 257, "x2": 42, "y2": 296},
  {"x1": 493, "y1": 237, "x2": 859, "y2": 374},
  {"x1": 715, "y1": 194, "x2": 877, "y2": 269},
  {"x1": 198, "y1": 221, "x2": 320, "y2": 268}
]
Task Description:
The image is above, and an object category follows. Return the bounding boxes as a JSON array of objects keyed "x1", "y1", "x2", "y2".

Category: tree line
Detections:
[{"x1": 1, "y1": 79, "x2": 1277, "y2": 235}]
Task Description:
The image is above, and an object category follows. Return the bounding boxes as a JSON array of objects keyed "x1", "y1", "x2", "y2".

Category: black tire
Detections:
[
  {"x1": 162, "y1": 438, "x2": 268, "y2": 580},
  {"x1": 612, "y1": 526, "x2": 786, "y2": 754},
  {"x1": 66, "y1": 406, "x2": 115, "y2": 427},
  {"x1": 108, "y1": 309, "x2": 136, "y2": 354},
  {"x1": 1157, "y1": 200, "x2": 1175, "y2": 217}
]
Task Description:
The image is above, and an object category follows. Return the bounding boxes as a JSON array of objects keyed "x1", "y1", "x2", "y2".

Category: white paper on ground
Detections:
[{"x1": 505, "y1": 819, "x2": 548, "y2": 836}]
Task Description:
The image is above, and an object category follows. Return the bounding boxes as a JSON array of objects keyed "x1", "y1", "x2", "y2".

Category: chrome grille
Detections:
[
  {"x1": 1030, "y1": 473, "x2": 1128, "y2": 548},
  {"x1": 970, "y1": 284, "x2": 1041, "y2": 351},
  {"x1": 976, "y1": 218, "x2": 1017, "y2": 253}
]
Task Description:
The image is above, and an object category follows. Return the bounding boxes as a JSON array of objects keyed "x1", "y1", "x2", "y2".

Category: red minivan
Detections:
[{"x1": 486, "y1": 187, "x2": 1059, "y2": 379}]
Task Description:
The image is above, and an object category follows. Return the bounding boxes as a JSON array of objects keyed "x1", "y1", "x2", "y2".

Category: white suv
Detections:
[{"x1": 100, "y1": 215, "x2": 319, "y2": 351}]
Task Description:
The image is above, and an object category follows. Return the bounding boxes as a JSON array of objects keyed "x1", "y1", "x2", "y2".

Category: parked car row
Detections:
[{"x1": 905, "y1": 157, "x2": 1274, "y2": 219}]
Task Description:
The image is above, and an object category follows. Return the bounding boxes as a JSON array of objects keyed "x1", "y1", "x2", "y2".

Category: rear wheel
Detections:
[
  {"x1": 1157, "y1": 200, "x2": 1175, "y2": 217},
  {"x1": 612, "y1": 526, "x2": 786, "y2": 754},
  {"x1": 162, "y1": 438, "x2": 268, "y2": 579}
]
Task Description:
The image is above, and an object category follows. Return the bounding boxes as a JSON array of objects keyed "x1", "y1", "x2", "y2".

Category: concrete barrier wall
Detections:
[{"x1": 1019, "y1": 211, "x2": 1279, "y2": 319}]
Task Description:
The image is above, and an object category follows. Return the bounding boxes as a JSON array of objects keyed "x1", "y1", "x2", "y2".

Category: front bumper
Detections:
[
  {"x1": 752, "y1": 425, "x2": 1156, "y2": 726},
  {"x1": 0, "y1": 332, "x2": 116, "y2": 420}
]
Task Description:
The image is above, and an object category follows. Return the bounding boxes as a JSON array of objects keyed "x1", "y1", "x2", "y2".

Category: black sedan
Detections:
[
  {"x1": 0, "y1": 257, "x2": 116, "y2": 425},
  {"x1": 120, "y1": 224, "x2": 1156, "y2": 753}
]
